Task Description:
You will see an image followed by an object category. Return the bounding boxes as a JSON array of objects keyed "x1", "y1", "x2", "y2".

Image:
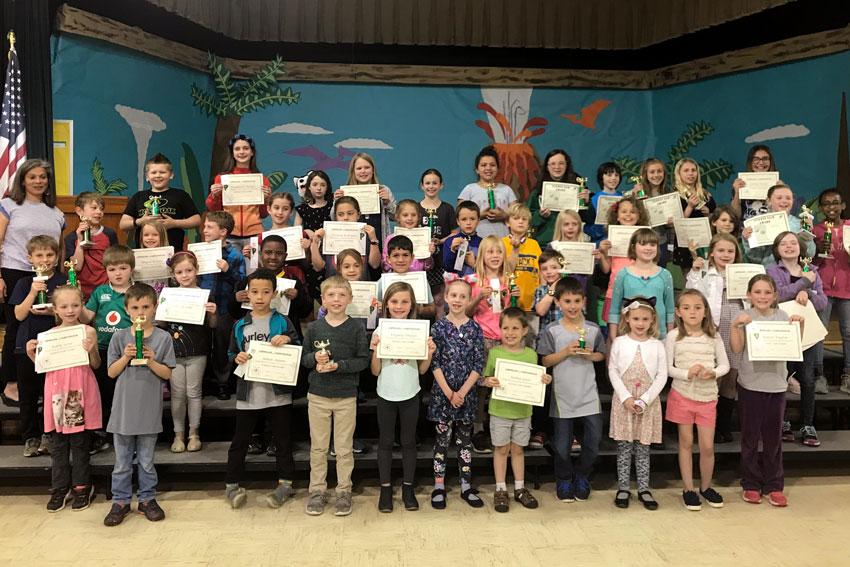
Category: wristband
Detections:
[{"x1": 634, "y1": 399, "x2": 646, "y2": 414}]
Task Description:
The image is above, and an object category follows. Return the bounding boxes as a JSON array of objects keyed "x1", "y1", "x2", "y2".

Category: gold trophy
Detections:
[
  {"x1": 821, "y1": 222, "x2": 834, "y2": 259},
  {"x1": 577, "y1": 327, "x2": 588, "y2": 351},
  {"x1": 79, "y1": 215, "x2": 93, "y2": 246},
  {"x1": 576, "y1": 177, "x2": 588, "y2": 209},
  {"x1": 509, "y1": 272, "x2": 518, "y2": 308},
  {"x1": 32, "y1": 264, "x2": 51, "y2": 309},
  {"x1": 64, "y1": 259, "x2": 78, "y2": 288},
  {"x1": 486, "y1": 182, "x2": 496, "y2": 210},
  {"x1": 130, "y1": 315, "x2": 149, "y2": 366},
  {"x1": 314, "y1": 339, "x2": 332, "y2": 370},
  {"x1": 802, "y1": 257, "x2": 812, "y2": 273},
  {"x1": 557, "y1": 255, "x2": 570, "y2": 277},
  {"x1": 427, "y1": 208, "x2": 437, "y2": 239},
  {"x1": 630, "y1": 175, "x2": 645, "y2": 198}
]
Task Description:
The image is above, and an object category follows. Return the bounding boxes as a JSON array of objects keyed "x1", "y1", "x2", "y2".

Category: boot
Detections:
[{"x1": 715, "y1": 396, "x2": 734, "y2": 443}]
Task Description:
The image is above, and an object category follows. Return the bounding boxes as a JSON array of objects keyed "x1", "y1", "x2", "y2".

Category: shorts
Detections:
[
  {"x1": 665, "y1": 388, "x2": 717, "y2": 428},
  {"x1": 489, "y1": 415, "x2": 532, "y2": 447}
]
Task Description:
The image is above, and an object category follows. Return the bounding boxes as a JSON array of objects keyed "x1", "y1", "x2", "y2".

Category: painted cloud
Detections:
[
  {"x1": 268, "y1": 122, "x2": 333, "y2": 135},
  {"x1": 334, "y1": 138, "x2": 393, "y2": 150},
  {"x1": 745, "y1": 124, "x2": 810, "y2": 143}
]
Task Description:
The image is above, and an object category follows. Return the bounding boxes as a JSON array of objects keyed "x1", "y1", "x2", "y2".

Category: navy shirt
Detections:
[{"x1": 10, "y1": 271, "x2": 68, "y2": 353}]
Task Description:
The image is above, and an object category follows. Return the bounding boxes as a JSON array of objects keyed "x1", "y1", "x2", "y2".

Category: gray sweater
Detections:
[{"x1": 301, "y1": 317, "x2": 369, "y2": 398}]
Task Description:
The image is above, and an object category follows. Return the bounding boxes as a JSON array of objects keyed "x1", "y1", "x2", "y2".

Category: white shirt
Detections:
[
  {"x1": 608, "y1": 335, "x2": 668, "y2": 405},
  {"x1": 457, "y1": 182, "x2": 516, "y2": 238}
]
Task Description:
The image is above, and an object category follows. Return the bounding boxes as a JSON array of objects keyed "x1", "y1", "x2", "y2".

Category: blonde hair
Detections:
[
  {"x1": 381, "y1": 282, "x2": 418, "y2": 319},
  {"x1": 51, "y1": 285, "x2": 84, "y2": 324},
  {"x1": 707, "y1": 233, "x2": 741, "y2": 267},
  {"x1": 474, "y1": 235, "x2": 509, "y2": 280},
  {"x1": 320, "y1": 275, "x2": 352, "y2": 296},
  {"x1": 552, "y1": 209, "x2": 586, "y2": 242},
  {"x1": 346, "y1": 153, "x2": 379, "y2": 185},
  {"x1": 618, "y1": 297, "x2": 660, "y2": 339},
  {"x1": 673, "y1": 289, "x2": 717, "y2": 339},
  {"x1": 505, "y1": 202, "x2": 532, "y2": 222},
  {"x1": 673, "y1": 158, "x2": 709, "y2": 203},
  {"x1": 138, "y1": 218, "x2": 168, "y2": 248}
]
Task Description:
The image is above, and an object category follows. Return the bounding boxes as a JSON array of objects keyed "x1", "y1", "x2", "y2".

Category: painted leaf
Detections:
[
  {"x1": 667, "y1": 121, "x2": 714, "y2": 164},
  {"x1": 476, "y1": 102, "x2": 513, "y2": 140},
  {"x1": 475, "y1": 120, "x2": 495, "y2": 140},
  {"x1": 698, "y1": 159, "x2": 733, "y2": 189},
  {"x1": 180, "y1": 143, "x2": 206, "y2": 213},
  {"x1": 232, "y1": 56, "x2": 286, "y2": 100},
  {"x1": 613, "y1": 157, "x2": 642, "y2": 182},
  {"x1": 268, "y1": 171, "x2": 288, "y2": 190},
  {"x1": 191, "y1": 84, "x2": 227, "y2": 117},
  {"x1": 235, "y1": 87, "x2": 301, "y2": 115},
  {"x1": 91, "y1": 158, "x2": 107, "y2": 193},
  {"x1": 520, "y1": 117, "x2": 548, "y2": 130},
  {"x1": 208, "y1": 52, "x2": 237, "y2": 109},
  {"x1": 104, "y1": 180, "x2": 127, "y2": 195}
]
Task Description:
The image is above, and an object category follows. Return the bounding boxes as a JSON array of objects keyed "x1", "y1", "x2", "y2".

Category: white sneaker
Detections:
[
  {"x1": 814, "y1": 376, "x2": 829, "y2": 395},
  {"x1": 840, "y1": 375, "x2": 850, "y2": 395}
]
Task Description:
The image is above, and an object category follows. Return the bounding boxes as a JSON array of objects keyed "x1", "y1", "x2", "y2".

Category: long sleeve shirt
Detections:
[
  {"x1": 664, "y1": 329, "x2": 730, "y2": 402},
  {"x1": 301, "y1": 317, "x2": 369, "y2": 398},
  {"x1": 608, "y1": 336, "x2": 668, "y2": 405}
]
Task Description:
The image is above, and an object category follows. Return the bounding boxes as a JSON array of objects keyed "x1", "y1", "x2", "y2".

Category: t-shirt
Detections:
[
  {"x1": 376, "y1": 358, "x2": 421, "y2": 402},
  {"x1": 64, "y1": 227, "x2": 119, "y2": 298},
  {"x1": 86, "y1": 284, "x2": 131, "y2": 350},
  {"x1": 457, "y1": 182, "x2": 516, "y2": 238},
  {"x1": 106, "y1": 326, "x2": 176, "y2": 435},
  {"x1": 502, "y1": 236, "x2": 541, "y2": 311},
  {"x1": 537, "y1": 320, "x2": 605, "y2": 418},
  {"x1": 0, "y1": 198, "x2": 66, "y2": 271},
  {"x1": 296, "y1": 202, "x2": 332, "y2": 232},
  {"x1": 419, "y1": 201, "x2": 457, "y2": 242},
  {"x1": 167, "y1": 319, "x2": 212, "y2": 358},
  {"x1": 123, "y1": 187, "x2": 199, "y2": 251},
  {"x1": 484, "y1": 346, "x2": 538, "y2": 419},
  {"x1": 10, "y1": 271, "x2": 68, "y2": 353},
  {"x1": 236, "y1": 314, "x2": 291, "y2": 409},
  {"x1": 737, "y1": 308, "x2": 790, "y2": 393},
  {"x1": 586, "y1": 190, "x2": 623, "y2": 242}
]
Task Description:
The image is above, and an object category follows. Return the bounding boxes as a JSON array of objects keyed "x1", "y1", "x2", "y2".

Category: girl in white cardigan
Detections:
[
  {"x1": 608, "y1": 296, "x2": 667, "y2": 510},
  {"x1": 665, "y1": 290, "x2": 730, "y2": 512}
]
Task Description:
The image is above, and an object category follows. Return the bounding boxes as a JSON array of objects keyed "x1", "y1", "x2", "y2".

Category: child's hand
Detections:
[
  {"x1": 510, "y1": 285, "x2": 521, "y2": 297},
  {"x1": 242, "y1": 244, "x2": 252, "y2": 258},
  {"x1": 82, "y1": 337, "x2": 95, "y2": 353},
  {"x1": 427, "y1": 337, "x2": 436, "y2": 356},
  {"x1": 141, "y1": 345, "x2": 155, "y2": 361},
  {"x1": 789, "y1": 314, "x2": 804, "y2": 325},
  {"x1": 30, "y1": 279, "x2": 47, "y2": 296},
  {"x1": 819, "y1": 237, "x2": 831, "y2": 254},
  {"x1": 599, "y1": 240, "x2": 612, "y2": 254},
  {"x1": 235, "y1": 289, "x2": 249, "y2": 303},
  {"x1": 363, "y1": 225, "x2": 377, "y2": 241},
  {"x1": 742, "y1": 226, "x2": 754, "y2": 239},
  {"x1": 592, "y1": 249, "x2": 603, "y2": 260},
  {"x1": 370, "y1": 334, "x2": 380, "y2": 350},
  {"x1": 429, "y1": 240, "x2": 437, "y2": 254},
  {"x1": 123, "y1": 343, "x2": 137, "y2": 360},
  {"x1": 510, "y1": 235, "x2": 522, "y2": 249},
  {"x1": 698, "y1": 368, "x2": 716, "y2": 380},
  {"x1": 579, "y1": 188, "x2": 590, "y2": 203},
  {"x1": 733, "y1": 313, "x2": 752, "y2": 328},
  {"x1": 270, "y1": 334, "x2": 291, "y2": 347},
  {"x1": 317, "y1": 361, "x2": 338, "y2": 373},
  {"x1": 450, "y1": 391, "x2": 464, "y2": 408},
  {"x1": 216, "y1": 259, "x2": 229, "y2": 272},
  {"x1": 686, "y1": 193, "x2": 701, "y2": 208},
  {"x1": 565, "y1": 340, "x2": 584, "y2": 356},
  {"x1": 541, "y1": 373, "x2": 552, "y2": 385},
  {"x1": 623, "y1": 397, "x2": 638, "y2": 414},
  {"x1": 26, "y1": 339, "x2": 38, "y2": 357},
  {"x1": 262, "y1": 185, "x2": 272, "y2": 200},
  {"x1": 204, "y1": 302, "x2": 217, "y2": 313},
  {"x1": 540, "y1": 207, "x2": 551, "y2": 218},
  {"x1": 450, "y1": 238, "x2": 462, "y2": 252},
  {"x1": 687, "y1": 364, "x2": 704, "y2": 380},
  {"x1": 282, "y1": 288, "x2": 297, "y2": 300},
  {"x1": 160, "y1": 215, "x2": 176, "y2": 230},
  {"x1": 483, "y1": 376, "x2": 500, "y2": 388},
  {"x1": 210, "y1": 183, "x2": 224, "y2": 197},
  {"x1": 687, "y1": 239, "x2": 698, "y2": 260},
  {"x1": 378, "y1": 187, "x2": 390, "y2": 202},
  {"x1": 691, "y1": 257, "x2": 705, "y2": 272},
  {"x1": 479, "y1": 285, "x2": 493, "y2": 297},
  {"x1": 333, "y1": 189, "x2": 344, "y2": 200},
  {"x1": 301, "y1": 237, "x2": 311, "y2": 250},
  {"x1": 732, "y1": 177, "x2": 746, "y2": 194},
  {"x1": 75, "y1": 219, "x2": 90, "y2": 240},
  {"x1": 795, "y1": 290, "x2": 809, "y2": 305},
  {"x1": 315, "y1": 350, "x2": 330, "y2": 365},
  {"x1": 801, "y1": 269, "x2": 816, "y2": 283},
  {"x1": 666, "y1": 216, "x2": 674, "y2": 227},
  {"x1": 375, "y1": 300, "x2": 383, "y2": 313},
  {"x1": 235, "y1": 351, "x2": 250, "y2": 365},
  {"x1": 465, "y1": 251, "x2": 476, "y2": 266},
  {"x1": 314, "y1": 228, "x2": 325, "y2": 242}
]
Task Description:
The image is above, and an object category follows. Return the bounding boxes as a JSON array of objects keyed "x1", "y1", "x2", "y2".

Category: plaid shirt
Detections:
[
  {"x1": 532, "y1": 284, "x2": 562, "y2": 330},
  {"x1": 199, "y1": 242, "x2": 246, "y2": 314}
]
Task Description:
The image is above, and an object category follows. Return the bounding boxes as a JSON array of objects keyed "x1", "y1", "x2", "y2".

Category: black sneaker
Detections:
[
  {"x1": 699, "y1": 487, "x2": 724, "y2": 508},
  {"x1": 103, "y1": 503, "x2": 130, "y2": 526},
  {"x1": 72, "y1": 485, "x2": 95, "y2": 511},
  {"x1": 682, "y1": 490, "x2": 701, "y2": 511},
  {"x1": 46, "y1": 488, "x2": 70, "y2": 513},
  {"x1": 216, "y1": 386, "x2": 231, "y2": 401},
  {"x1": 352, "y1": 438, "x2": 367, "y2": 454},
  {"x1": 138, "y1": 499, "x2": 165, "y2": 522},
  {"x1": 378, "y1": 485, "x2": 393, "y2": 513},
  {"x1": 247, "y1": 435, "x2": 264, "y2": 455},
  {"x1": 471, "y1": 431, "x2": 493, "y2": 454},
  {"x1": 781, "y1": 420, "x2": 794, "y2": 442},
  {"x1": 89, "y1": 432, "x2": 110, "y2": 455}
]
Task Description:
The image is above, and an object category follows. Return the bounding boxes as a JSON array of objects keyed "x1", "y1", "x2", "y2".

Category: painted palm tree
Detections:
[{"x1": 190, "y1": 53, "x2": 300, "y2": 183}]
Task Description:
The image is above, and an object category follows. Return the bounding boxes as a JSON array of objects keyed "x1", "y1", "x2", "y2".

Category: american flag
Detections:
[{"x1": 0, "y1": 44, "x2": 26, "y2": 198}]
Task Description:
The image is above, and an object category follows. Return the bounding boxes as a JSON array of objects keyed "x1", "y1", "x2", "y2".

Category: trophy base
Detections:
[
  {"x1": 80, "y1": 239, "x2": 94, "y2": 247},
  {"x1": 798, "y1": 230, "x2": 815, "y2": 242},
  {"x1": 32, "y1": 303, "x2": 52, "y2": 310},
  {"x1": 130, "y1": 358, "x2": 149, "y2": 366},
  {"x1": 818, "y1": 253, "x2": 833, "y2": 259}
]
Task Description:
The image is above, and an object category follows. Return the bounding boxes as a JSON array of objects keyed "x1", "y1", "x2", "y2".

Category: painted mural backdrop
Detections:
[{"x1": 51, "y1": 33, "x2": 850, "y2": 233}]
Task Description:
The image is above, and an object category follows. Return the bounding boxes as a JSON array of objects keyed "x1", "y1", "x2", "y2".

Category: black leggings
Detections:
[
  {"x1": 377, "y1": 395, "x2": 419, "y2": 485},
  {"x1": 1, "y1": 267, "x2": 32, "y2": 391},
  {"x1": 16, "y1": 354, "x2": 44, "y2": 441},
  {"x1": 226, "y1": 405, "x2": 293, "y2": 484},
  {"x1": 52, "y1": 430, "x2": 91, "y2": 490}
]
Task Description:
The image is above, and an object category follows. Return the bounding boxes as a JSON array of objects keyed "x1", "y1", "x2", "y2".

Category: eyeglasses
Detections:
[
  {"x1": 821, "y1": 200, "x2": 842, "y2": 207},
  {"x1": 751, "y1": 157, "x2": 771, "y2": 163}
]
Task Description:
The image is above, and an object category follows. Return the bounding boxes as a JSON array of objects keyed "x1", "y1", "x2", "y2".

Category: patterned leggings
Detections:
[
  {"x1": 433, "y1": 421, "x2": 473, "y2": 484},
  {"x1": 617, "y1": 441, "x2": 651, "y2": 491}
]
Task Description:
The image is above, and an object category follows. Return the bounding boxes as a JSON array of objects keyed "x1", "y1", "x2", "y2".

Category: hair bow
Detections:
[
  {"x1": 444, "y1": 272, "x2": 478, "y2": 285},
  {"x1": 228, "y1": 133, "x2": 255, "y2": 150},
  {"x1": 621, "y1": 296, "x2": 656, "y2": 314},
  {"x1": 610, "y1": 201, "x2": 619, "y2": 212}
]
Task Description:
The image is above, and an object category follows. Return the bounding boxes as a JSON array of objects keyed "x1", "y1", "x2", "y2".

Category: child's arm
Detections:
[
  {"x1": 465, "y1": 285, "x2": 490, "y2": 318},
  {"x1": 118, "y1": 213, "x2": 139, "y2": 232},
  {"x1": 108, "y1": 342, "x2": 136, "y2": 378},
  {"x1": 85, "y1": 326, "x2": 101, "y2": 370},
  {"x1": 729, "y1": 313, "x2": 751, "y2": 355},
  {"x1": 14, "y1": 279, "x2": 44, "y2": 321},
  {"x1": 711, "y1": 335, "x2": 730, "y2": 379},
  {"x1": 310, "y1": 230, "x2": 327, "y2": 271},
  {"x1": 607, "y1": 340, "x2": 633, "y2": 403},
  {"x1": 364, "y1": 226, "x2": 381, "y2": 269},
  {"x1": 65, "y1": 231, "x2": 85, "y2": 270},
  {"x1": 80, "y1": 306, "x2": 96, "y2": 324},
  {"x1": 534, "y1": 289, "x2": 556, "y2": 317},
  {"x1": 369, "y1": 333, "x2": 382, "y2": 376},
  {"x1": 162, "y1": 214, "x2": 201, "y2": 231},
  {"x1": 664, "y1": 270, "x2": 676, "y2": 331},
  {"x1": 664, "y1": 333, "x2": 689, "y2": 381},
  {"x1": 640, "y1": 342, "x2": 668, "y2": 404}
]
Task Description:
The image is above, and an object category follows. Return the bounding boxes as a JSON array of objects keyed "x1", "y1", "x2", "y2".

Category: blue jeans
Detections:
[
  {"x1": 112, "y1": 433, "x2": 158, "y2": 504},
  {"x1": 553, "y1": 414, "x2": 603, "y2": 482},
  {"x1": 815, "y1": 296, "x2": 850, "y2": 373},
  {"x1": 790, "y1": 346, "x2": 817, "y2": 427}
]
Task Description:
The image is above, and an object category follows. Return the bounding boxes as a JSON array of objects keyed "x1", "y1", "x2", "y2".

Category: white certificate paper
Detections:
[
  {"x1": 491, "y1": 359, "x2": 547, "y2": 407},
  {"x1": 673, "y1": 218, "x2": 713, "y2": 249},
  {"x1": 346, "y1": 281, "x2": 379, "y2": 319},
  {"x1": 746, "y1": 321, "x2": 803, "y2": 362},
  {"x1": 262, "y1": 226, "x2": 306, "y2": 261},
  {"x1": 744, "y1": 211, "x2": 789, "y2": 248},
  {"x1": 155, "y1": 287, "x2": 211, "y2": 325},
  {"x1": 376, "y1": 318, "x2": 430, "y2": 360},
  {"x1": 132, "y1": 246, "x2": 174, "y2": 280},
  {"x1": 380, "y1": 271, "x2": 430, "y2": 304},
  {"x1": 738, "y1": 172, "x2": 779, "y2": 201},
  {"x1": 549, "y1": 241, "x2": 595, "y2": 275},
  {"x1": 244, "y1": 342, "x2": 302, "y2": 386},
  {"x1": 607, "y1": 225, "x2": 649, "y2": 258},
  {"x1": 322, "y1": 221, "x2": 366, "y2": 256},
  {"x1": 725, "y1": 264, "x2": 766, "y2": 299},
  {"x1": 221, "y1": 173, "x2": 265, "y2": 206},
  {"x1": 394, "y1": 227, "x2": 432, "y2": 259},
  {"x1": 454, "y1": 239, "x2": 469, "y2": 271},
  {"x1": 188, "y1": 241, "x2": 223, "y2": 275},
  {"x1": 340, "y1": 184, "x2": 380, "y2": 215},
  {"x1": 540, "y1": 182, "x2": 580, "y2": 211},
  {"x1": 643, "y1": 193, "x2": 683, "y2": 227},
  {"x1": 34, "y1": 326, "x2": 89, "y2": 373},
  {"x1": 778, "y1": 300, "x2": 828, "y2": 350},
  {"x1": 595, "y1": 195, "x2": 622, "y2": 225}
]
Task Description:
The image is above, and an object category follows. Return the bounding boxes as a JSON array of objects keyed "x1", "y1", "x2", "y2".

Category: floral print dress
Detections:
[{"x1": 428, "y1": 316, "x2": 485, "y2": 423}]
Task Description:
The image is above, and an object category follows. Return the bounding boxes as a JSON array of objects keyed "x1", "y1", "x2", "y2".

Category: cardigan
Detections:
[
  {"x1": 765, "y1": 263, "x2": 827, "y2": 312},
  {"x1": 664, "y1": 329, "x2": 730, "y2": 402},
  {"x1": 608, "y1": 335, "x2": 668, "y2": 405}
]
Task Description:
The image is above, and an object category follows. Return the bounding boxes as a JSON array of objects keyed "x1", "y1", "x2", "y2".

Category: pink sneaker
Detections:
[
  {"x1": 742, "y1": 490, "x2": 761, "y2": 504},
  {"x1": 768, "y1": 492, "x2": 787, "y2": 507}
]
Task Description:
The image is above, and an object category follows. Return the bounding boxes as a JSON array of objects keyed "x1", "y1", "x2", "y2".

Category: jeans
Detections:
[
  {"x1": 789, "y1": 345, "x2": 817, "y2": 426},
  {"x1": 553, "y1": 414, "x2": 603, "y2": 481},
  {"x1": 51, "y1": 431, "x2": 91, "y2": 490},
  {"x1": 112, "y1": 433, "x2": 158, "y2": 504},
  {"x1": 815, "y1": 296, "x2": 850, "y2": 373}
]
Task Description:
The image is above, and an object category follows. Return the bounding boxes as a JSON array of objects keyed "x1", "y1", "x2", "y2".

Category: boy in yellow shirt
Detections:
[{"x1": 502, "y1": 203, "x2": 541, "y2": 312}]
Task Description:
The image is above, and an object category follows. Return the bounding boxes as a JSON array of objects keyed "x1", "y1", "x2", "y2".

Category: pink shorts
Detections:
[{"x1": 665, "y1": 388, "x2": 717, "y2": 427}]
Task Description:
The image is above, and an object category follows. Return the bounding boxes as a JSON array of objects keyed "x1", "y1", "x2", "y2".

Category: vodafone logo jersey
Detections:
[{"x1": 87, "y1": 285, "x2": 132, "y2": 350}]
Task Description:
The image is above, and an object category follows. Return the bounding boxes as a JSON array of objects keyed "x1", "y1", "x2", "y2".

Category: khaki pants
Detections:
[{"x1": 307, "y1": 393, "x2": 357, "y2": 493}]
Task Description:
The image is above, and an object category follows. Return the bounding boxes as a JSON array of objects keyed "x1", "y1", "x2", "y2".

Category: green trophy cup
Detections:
[
  {"x1": 32, "y1": 264, "x2": 51, "y2": 309},
  {"x1": 486, "y1": 182, "x2": 496, "y2": 210},
  {"x1": 427, "y1": 208, "x2": 436, "y2": 239},
  {"x1": 130, "y1": 315, "x2": 149, "y2": 366},
  {"x1": 79, "y1": 215, "x2": 93, "y2": 247},
  {"x1": 577, "y1": 177, "x2": 588, "y2": 209},
  {"x1": 578, "y1": 327, "x2": 588, "y2": 351},
  {"x1": 147, "y1": 195, "x2": 162, "y2": 217},
  {"x1": 509, "y1": 272, "x2": 518, "y2": 308},
  {"x1": 64, "y1": 259, "x2": 78, "y2": 288},
  {"x1": 630, "y1": 176, "x2": 646, "y2": 198}
]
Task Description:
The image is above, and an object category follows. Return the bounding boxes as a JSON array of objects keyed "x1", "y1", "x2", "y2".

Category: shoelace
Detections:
[{"x1": 802, "y1": 425, "x2": 817, "y2": 437}]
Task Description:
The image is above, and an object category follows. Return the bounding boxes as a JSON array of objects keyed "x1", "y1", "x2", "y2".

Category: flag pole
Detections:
[{"x1": 7, "y1": 30, "x2": 15, "y2": 59}]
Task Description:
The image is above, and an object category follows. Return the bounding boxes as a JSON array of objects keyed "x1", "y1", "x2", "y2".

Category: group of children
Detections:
[{"x1": 9, "y1": 138, "x2": 847, "y2": 526}]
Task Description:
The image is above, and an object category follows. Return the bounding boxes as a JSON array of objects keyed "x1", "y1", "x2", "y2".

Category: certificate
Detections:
[
  {"x1": 738, "y1": 172, "x2": 779, "y2": 201},
  {"x1": 643, "y1": 193, "x2": 683, "y2": 227},
  {"x1": 34, "y1": 326, "x2": 89, "y2": 373},
  {"x1": 453, "y1": 239, "x2": 469, "y2": 271},
  {"x1": 595, "y1": 195, "x2": 622, "y2": 225},
  {"x1": 540, "y1": 182, "x2": 580, "y2": 211},
  {"x1": 155, "y1": 287, "x2": 210, "y2": 325},
  {"x1": 549, "y1": 241, "x2": 595, "y2": 275},
  {"x1": 132, "y1": 246, "x2": 174, "y2": 280},
  {"x1": 262, "y1": 226, "x2": 306, "y2": 261},
  {"x1": 244, "y1": 342, "x2": 302, "y2": 386},
  {"x1": 744, "y1": 211, "x2": 789, "y2": 248},
  {"x1": 340, "y1": 184, "x2": 380, "y2": 215},
  {"x1": 607, "y1": 225, "x2": 649, "y2": 258},
  {"x1": 322, "y1": 221, "x2": 366, "y2": 256},
  {"x1": 746, "y1": 321, "x2": 803, "y2": 362},
  {"x1": 221, "y1": 173, "x2": 265, "y2": 206},
  {"x1": 394, "y1": 227, "x2": 432, "y2": 259},
  {"x1": 188, "y1": 241, "x2": 223, "y2": 275},
  {"x1": 843, "y1": 226, "x2": 850, "y2": 255},
  {"x1": 491, "y1": 359, "x2": 547, "y2": 407},
  {"x1": 380, "y1": 271, "x2": 429, "y2": 304},
  {"x1": 376, "y1": 319, "x2": 430, "y2": 360},
  {"x1": 779, "y1": 300, "x2": 828, "y2": 350},
  {"x1": 346, "y1": 281, "x2": 379, "y2": 319},
  {"x1": 673, "y1": 218, "x2": 713, "y2": 249},
  {"x1": 725, "y1": 264, "x2": 766, "y2": 299}
]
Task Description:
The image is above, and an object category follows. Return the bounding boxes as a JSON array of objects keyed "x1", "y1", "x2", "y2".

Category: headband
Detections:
[
  {"x1": 228, "y1": 134, "x2": 255, "y2": 150},
  {"x1": 166, "y1": 250, "x2": 197, "y2": 268},
  {"x1": 443, "y1": 272, "x2": 478, "y2": 285},
  {"x1": 621, "y1": 296, "x2": 656, "y2": 314}
]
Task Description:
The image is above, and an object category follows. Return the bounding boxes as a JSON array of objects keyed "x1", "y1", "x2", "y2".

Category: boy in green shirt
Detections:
[{"x1": 482, "y1": 307, "x2": 551, "y2": 512}]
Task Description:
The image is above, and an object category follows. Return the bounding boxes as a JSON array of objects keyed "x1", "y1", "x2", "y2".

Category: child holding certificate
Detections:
[
  {"x1": 672, "y1": 158, "x2": 716, "y2": 272},
  {"x1": 311, "y1": 196, "x2": 381, "y2": 280},
  {"x1": 533, "y1": 250, "x2": 569, "y2": 331},
  {"x1": 334, "y1": 153, "x2": 398, "y2": 246},
  {"x1": 482, "y1": 308, "x2": 551, "y2": 512},
  {"x1": 608, "y1": 296, "x2": 667, "y2": 510},
  {"x1": 633, "y1": 158, "x2": 672, "y2": 266},
  {"x1": 429, "y1": 274, "x2": 485, "y2": 509},
  {"x1": 730, "y1": 274, "x2": 803, "y2": 507},
  {"x1": 379, "y1": 235, "x2": 436, "y2": 318},
  {"x1": 708, "y1": 205, "x2": 746, "y2": 261},
  {"x1": 295, "y1": 170, "x2": 333, "y2": 233},
  {"x1": 586, "y1": 161, "x2": 624, "y2": 243},
  {"x1": 443, "y1": 200, "x2": 482, "y2": 278},
  {"x1": 135, "y1": 219, "x2": 170, "y2": 295},
  {"x1": 503, "y1": 202, "x2": 542, "y2": 312},
  {"x1": 767, "y1": 231, "x2": 827, "y2": 447},
  {"x1": 457, "y1": 146, "x2": 516, "y2": 239},
  {"x1": 664, "y1": 290, "x2": 730, "y2": 511},
  {"x1": 370, "y1": 282, "x2": 436, "y2": 512},
  {"x1": 225, "y1": 269, "x2": 301, "y2": 510},
  {"x1": 419, "y1": 168, "x2": 457, "y2": 320},
  {"x1": 743, "y1": 184, "x2": 815, "y2": 265},
  {"x1": 526, "y1": 149, "x2": 593, "y2": 248},
  {"x1": 730, "y1": 145, "x2": 776, "y2": 221},
  {"x1": 381, "y1": 199, "x2": 435, "y2": 273},
  {"x1": 27, "y1": 285, "x2": 101, "y2": 512}
]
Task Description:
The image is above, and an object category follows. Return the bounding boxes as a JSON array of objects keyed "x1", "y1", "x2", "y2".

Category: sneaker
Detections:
[
  {"x1": 38, "y1": 433, "x2": 52, "y2": 455},
  {"x1": 742, "y1": 490, "x2": 761, "y2": 504},
  {"x1": 46, "y1": 487, "x2": 70, "y2": 512},
  {"x1": 170, "y1": 436, "x2": 186, "y2": 453},
  {"x1": 306, "y1": 491, "x2": 326, "y2": 515},
  {"x1": 71, "y1": 485, "x2": 94, "y2": 511},
  {"x1": 334, "y1": 492, "x2": 352, "y2": 516},
  {"x1": 528, "y1": 432, "x2": 546, "y2": 449},
  {"x1": 89, "y1": 432, "x2": 110, "y2": 455},
  {"x1": 768, "y1": 491, "x2": 787, "y2": 507},
  {"x1": 138, "y1": 499, "x2": 165, "y2": 521},
  {"x1": 781, "y1": 420, "x2": 794, "y2": 442},
  {"x1": 23, "y1": 437, "x2": 40, "y2": 457},
  {"x1": 514, "y1": 488, "x2": 538, "y2": 509},
  {"x1": 216, "y1": 386, "x2": 231, "y2": 401},
  {"x1": 787, "y1": 376, "x2": 801, "y2": 394},
  {"x1": 471, "y1": 431, "x2": 493, "y2": 454},
  {"x1": 801, "y1": 425, "x2": 821, "y2": 447},
  {"x1": 265, "y1": 483, "x2": 294, "y2": 509},
  {"x1": 246, "y1": 435, "x2": 264, "y2": 455},
  {"x1": 266, "y1": 442, "x2": 276, "y2": 457},
  {"x1": 493, "y1": 489, "x2": 510, "y2": 513},
  {"x1": 186, "y1": 435, "x2": 202, "y2": 452},
  {"x1": 226, "y1": 486, "x2": 247, "y2": 509},
  {"x1": 571, "y1": 437, "x2": 581, "y2": 453},
  {"x1": 840, "y1": 374, "x2": 850, "y2": 395},
  {"x1": 401, "y1": 484, "x2": 419, "y2": 511},
  {"x1": 699, "y1": 487, "x2": 724, "y2": 508},
  {"x1": 352, "y1": 438, "x2": 366, "y2": 454},
  {"x1": 682, "y1": 490, "x2": 701, "y2": 511},
  {"x1": 556, "y1": 481, "x2": 575, "y2": 502},
  {"x1": 574, "y1": 478, "x2": 591, "y2": 501},
  {"x1": 103, "y1": 503, "x2": 130, "y2": 526},
  {"x1": 814, "y1": 375, "x2": 829, "y2": 394}
]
